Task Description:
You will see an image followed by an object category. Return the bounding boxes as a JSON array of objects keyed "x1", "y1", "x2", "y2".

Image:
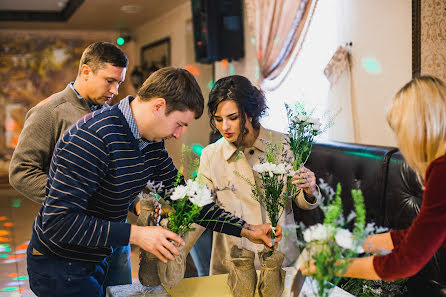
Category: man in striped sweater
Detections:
[{"x1": 27, "y1": 67, "x2": 280, "y2": 297}]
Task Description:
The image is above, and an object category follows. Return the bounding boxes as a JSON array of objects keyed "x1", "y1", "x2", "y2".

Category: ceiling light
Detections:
[{"x1": 120, "y1": 5, "x2": 141, "y2": 14}]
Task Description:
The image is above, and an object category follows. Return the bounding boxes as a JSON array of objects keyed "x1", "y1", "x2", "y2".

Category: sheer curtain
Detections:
[
  {"x1": 245, "y1": 0, "x2": 315, "y2": 89},
  {"x1": 260, "y1": 1, "x2": 348, "y2": 140}
]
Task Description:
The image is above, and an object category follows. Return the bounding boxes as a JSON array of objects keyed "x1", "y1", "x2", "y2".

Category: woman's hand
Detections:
[
  {"x1": 292, "y1": 167, "x2": 317, "y2": 196},
  {"x1": 299, "y1": 259, "x2": 316, "y2": 275},
  {"x1": 241, "y1": 223, "x2": 282, "y2": 247}
]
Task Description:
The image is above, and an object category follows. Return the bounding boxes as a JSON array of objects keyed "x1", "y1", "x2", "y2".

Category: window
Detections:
[{"x1": 261, "y1": 1, "x2": 341, "y2": 138}]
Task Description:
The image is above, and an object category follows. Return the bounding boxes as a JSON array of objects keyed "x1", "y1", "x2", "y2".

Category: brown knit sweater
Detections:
[{"x1": 9, "y1": 84, "x2": 91, "y2": 203}]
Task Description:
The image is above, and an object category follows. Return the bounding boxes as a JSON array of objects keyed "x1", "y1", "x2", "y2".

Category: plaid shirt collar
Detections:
[{"x1": 117, "y1": 96, "x2": 151, "y2": 151}]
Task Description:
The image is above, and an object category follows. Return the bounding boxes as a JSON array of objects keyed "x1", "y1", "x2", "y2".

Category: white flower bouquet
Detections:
[
  {"x1": 285, "y1": 102, "x2": 337, "y2": 170},
  {"x1": 167, "y1": 179, "x2": 214, "y2": 235},
  {"x1": 295, "y1": 181, "x2": 387, "y2": 297},
  {"x1": 237, "y1": 135, "x2": 295, "y2": 255}
]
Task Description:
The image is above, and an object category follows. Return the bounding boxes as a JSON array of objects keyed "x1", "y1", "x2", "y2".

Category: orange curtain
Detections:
[{"x1": 245, "y1": 0, "x2": 315, "y2": 90}]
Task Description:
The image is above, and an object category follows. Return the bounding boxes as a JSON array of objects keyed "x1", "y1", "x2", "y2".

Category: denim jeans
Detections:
[
  {"x1": 189, "y1": 229, "x2": 213, "y2": 276},
  {"x1": 27, "y1": 241, "x2": 108, "y2": 297},
  {"x1": 104, "y1": 244, "x2": 132, "y2": 286}
]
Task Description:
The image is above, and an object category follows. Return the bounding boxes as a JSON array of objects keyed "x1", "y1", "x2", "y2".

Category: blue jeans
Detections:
[
  {"x1": 27, "y1": 241, "x2": 108, "y2": 297},
  {"x1": 189, "y1": 229, "x2": 213, "y2": 276},
  {"x1": 104, "y1": 244, "x2": 132, "y2": 286}
]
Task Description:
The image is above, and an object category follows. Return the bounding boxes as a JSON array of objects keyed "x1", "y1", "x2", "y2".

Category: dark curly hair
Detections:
[{"x1": 208, "y1": 75, "x2": 267, "y2": 144}]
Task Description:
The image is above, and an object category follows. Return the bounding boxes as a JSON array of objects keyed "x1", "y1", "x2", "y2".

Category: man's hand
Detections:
[
  {"x1": 240, "y1": 223, "x2": 282, "y2": 247},
  {"x1": 292, "y1": 167, "x2": 316, "y2": 196},
  {"x1": 135, "y1": 200, "x2": 141, "y2": 216},
  {"x1": 129, "y1": 225, "x2": 185, "y2": 263}
]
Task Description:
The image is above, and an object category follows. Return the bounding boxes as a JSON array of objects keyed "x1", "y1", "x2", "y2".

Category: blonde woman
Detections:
[{"x1": 301, "y1": 76, "x2": 446, "y2": 285}]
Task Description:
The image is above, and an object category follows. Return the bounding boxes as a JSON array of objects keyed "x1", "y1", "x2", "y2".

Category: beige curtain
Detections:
[{"x1": 245, "y1": 0, "x2": 316, "y2": 90}]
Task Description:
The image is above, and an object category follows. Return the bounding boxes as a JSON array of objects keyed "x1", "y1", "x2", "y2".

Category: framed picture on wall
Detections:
[{"x1": 141, "y1": 37, "x2": 171, "y2": 77}]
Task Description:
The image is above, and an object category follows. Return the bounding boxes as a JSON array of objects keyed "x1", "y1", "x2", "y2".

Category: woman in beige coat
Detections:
[{"x1": 198, "y1": 75, "x2": 320, "y2": 275}]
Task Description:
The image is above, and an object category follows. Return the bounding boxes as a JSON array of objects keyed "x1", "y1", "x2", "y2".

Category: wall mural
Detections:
[{"x1": 0, "y1": 32, "x2": 110, "y2": 175}]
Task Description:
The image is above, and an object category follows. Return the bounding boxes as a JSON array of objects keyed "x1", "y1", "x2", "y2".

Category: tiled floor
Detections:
[{"x1": 0, "y1": 185, "x2": 143, "y2": 297}]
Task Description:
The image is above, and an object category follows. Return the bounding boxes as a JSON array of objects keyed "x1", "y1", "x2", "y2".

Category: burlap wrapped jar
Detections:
[
  {"x1": 136, "y1": 193, "x2": 206, "y2": 289},
  {"x1": 257, "y1": 249, "x2": 286, "y2": 297},
  {"x1": 136, "y1": 195, "x2": 162, "y2": 287},
  {"x1": 227, "y1": 245, "x2": 257, "y2": 297},
  {"x1": 157, "y1": 225, "x2": 204, "y2": 289}
]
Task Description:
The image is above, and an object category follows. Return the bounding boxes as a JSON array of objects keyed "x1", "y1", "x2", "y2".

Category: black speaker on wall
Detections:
[{"x1": 191, "y1": 0, "x2": 245, "y2": 64}]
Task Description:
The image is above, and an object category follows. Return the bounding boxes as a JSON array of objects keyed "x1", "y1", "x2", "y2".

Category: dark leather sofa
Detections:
[{"x1": 294, "y1": 141, "x2": 445, "y2": 297}]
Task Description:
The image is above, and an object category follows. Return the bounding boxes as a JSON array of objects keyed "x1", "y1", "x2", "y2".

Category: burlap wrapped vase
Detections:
[
  {"x1": 158, "y1": 224, "x2": 205, "y2": 289},
  {"x1": 257, "y1": 249, "x2": 286, "y2": 297},
  {"x1": 136, "y1": 196, "x2": 161, "y2": 287},
  {"x1": 226, "y1": 245, "x2": 257, "y2": 297}
]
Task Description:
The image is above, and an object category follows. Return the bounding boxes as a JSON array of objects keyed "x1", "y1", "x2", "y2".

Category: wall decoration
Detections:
[
  {"x1": 0, "y1": 32, "x2": 112, "y2": 162},
  {"x1": 141, "y1": 37, "x2": 170, "y2": 78}
]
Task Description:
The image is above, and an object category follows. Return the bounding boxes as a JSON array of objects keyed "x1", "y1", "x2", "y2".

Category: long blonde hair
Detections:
[{"x1": 387, "y1": 75, "x2": 446, "y2": 177}]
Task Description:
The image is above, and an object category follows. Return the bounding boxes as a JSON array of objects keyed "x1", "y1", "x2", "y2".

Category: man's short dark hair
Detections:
[
  {"x1": 136, "y1": 67, "x2": 204, "y2": 119},
  {"x1": 79, "y1": 42, "x2": 129, "y2": 74}
]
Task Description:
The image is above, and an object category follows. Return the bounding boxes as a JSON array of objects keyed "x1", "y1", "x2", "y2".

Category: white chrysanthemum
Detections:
[
  {"x1": 254, "y1": 162, "x2": 295, "y2": 177},
  {"x1": 313, "y1": 122, "x2": 322, "y2": 131},
  {"x1": 170, "y1": 185, "x2": 187, "y2": 200},
  {"x1": 303, "y1": 224, "x2": 332, "y2": 242},
  {"x1": 189, "y1": 186, "x2": 213, "y2": 207}
]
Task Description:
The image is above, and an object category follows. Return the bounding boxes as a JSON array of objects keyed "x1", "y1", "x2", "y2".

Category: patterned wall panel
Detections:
[{"x1": 421, "y1": 0, "x2": 446, "y2": 81}]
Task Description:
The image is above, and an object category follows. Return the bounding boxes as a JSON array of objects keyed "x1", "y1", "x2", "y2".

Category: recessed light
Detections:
[
  {"x1": 120, "y1": 5, "x2": 141, "y2": 14},
  {"x1": 58, "y1": 1, "x2": 67, "y2": 8}
]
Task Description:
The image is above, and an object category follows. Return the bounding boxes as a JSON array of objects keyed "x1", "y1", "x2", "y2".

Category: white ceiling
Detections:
[{"x1": 0, "y1": 0, "x2": 189, "y2": 31}]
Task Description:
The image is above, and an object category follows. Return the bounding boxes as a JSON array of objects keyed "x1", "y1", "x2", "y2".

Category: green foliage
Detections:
[
  {"x1": 237, "y1": 136, "x2": 295, "y2": 255},
  {"x1": 301, "y1": 182, "x2": 372, "y2": 297},
  {"x1": 323, "y1": 183, "x2": 343, "y2": 226},
  {"x1": 352, "y1": 189, "x2": 366, "y2": 238},
  {"x1": 167, "y1": 197, "x2": 202, "y2": 235},
  {"x1": 285, "y1": 102, "x2": 339, "y2": 170},
  {"x1": 341, "y1": 278, "x2": 408, "y2": 297}
]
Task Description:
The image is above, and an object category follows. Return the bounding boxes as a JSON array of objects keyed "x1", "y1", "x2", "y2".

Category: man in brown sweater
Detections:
[{"x1": 9, "y1": 41, "x2": 132, "y2": 287}]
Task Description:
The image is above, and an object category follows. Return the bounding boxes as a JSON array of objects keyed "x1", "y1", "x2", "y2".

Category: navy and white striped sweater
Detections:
[{"x1": 31, "y1": 103, "x2": 243, "y2": 262}]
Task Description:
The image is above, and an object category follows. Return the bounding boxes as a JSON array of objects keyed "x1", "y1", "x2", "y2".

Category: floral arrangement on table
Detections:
[
  {"x1": 294, "y1": 180, "x2": 388, "y2": 297},
  {"x1": 285, "y1": 102, "x2": 338, "y2": 170},
  {"x1": 144, "y1": 144, "x2": 242, "y2": 236},
  {"x1": 166, "y1": 178, "x2": 213, "y2": 235},
  {"x1": 236, "y1": 134, "x2": 296, "y2": 255}
]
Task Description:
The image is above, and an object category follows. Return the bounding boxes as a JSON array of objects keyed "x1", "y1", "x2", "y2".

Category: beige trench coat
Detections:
[{"x1": 198, "y1": 126, "x2": 319, "y2": 275}]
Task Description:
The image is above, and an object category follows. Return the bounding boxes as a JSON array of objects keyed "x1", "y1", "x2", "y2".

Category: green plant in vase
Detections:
[{"x1": 236, "y1": 134, "x2": 295, "y2": 256}]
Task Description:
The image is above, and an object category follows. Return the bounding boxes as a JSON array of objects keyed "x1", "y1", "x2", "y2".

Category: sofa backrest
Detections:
[
  {"x1": 384, "y1": 151, "x2": 424, "y2": 229},
  {"x1": 297, "y1": 141, "x2": 445, "y2": 291},
  {"x1": 303, "y1": 141, "x2": 397, "y2": 226}
]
